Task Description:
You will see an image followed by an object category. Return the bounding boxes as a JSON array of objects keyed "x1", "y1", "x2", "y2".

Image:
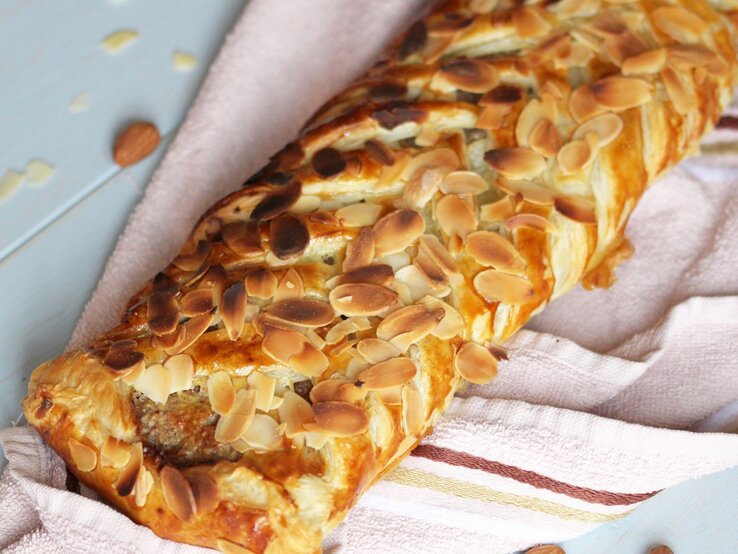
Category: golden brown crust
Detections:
[{"x1": 23, "y1": 1, "x2": 738, "y2": 552}]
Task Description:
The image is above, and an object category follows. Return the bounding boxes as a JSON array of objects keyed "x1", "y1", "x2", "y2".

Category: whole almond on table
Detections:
[
  {"x1": 525, "y1": 545, "x2": 565, "y2": 554},
  {"x1": 113, "y1": 121, "x2": 161, "y2": 167}
]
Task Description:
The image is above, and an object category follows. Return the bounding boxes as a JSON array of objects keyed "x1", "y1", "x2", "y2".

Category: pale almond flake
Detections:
[
  {"x1": 495, "y1": 178, "x2": 554, "y2": 205},
  {"x1": 165, "y1": 354, "x2": 194, "y2": 394},
  {"x1": 621, "y1": 49, "x2": 667, "y2": 75},
  {"x1": 160, "y1": 466, "x2": 197, "y2": 522},
  {"x1": 652, "y1": 7, "x2": 707, "y2": 44},
  {"x1": 376, "y1": 304, "x2": 445, "y2": 352},
  {"x1": 454, "y1": 342, "x2": 499, "y2": 384},
  {"x1": 278, "y1": 391, "x2": 315, "y2": 438},
  {"x1": 214, "y1": 389, "x2": 257, "y2": 443},
  {"x1": 554, "y1": 195, "x2": 597, "y2": 224},
  {"x1": 274, "y1": 268, "x2": 304, "y2": 302},
  {"x1": 247, "y1": 371, "x2": 277, "y2": 412},
  {"x1": 261, "y1": 324, "x2": 329, "y2": 377},
  {"x1": 465, "y1": 231, "x2": 527, "y2": 275},
  {"x1": 68, "y1": 438, "x2": 97, "y2": 472},
  {"x1": 239, "y1": 414, "x2": 281, "y2": 450},
  {"x1": 573, "y1": 113, "x2": 623, "y2": 148},
  {"x1": 311, "y1": 401, "x2": 369, "y2": 437},
  {"x1": 134, "y1": 364, "x2": 170, "y2": 404},
  {"x1": 208, "y1": 371, "x2": 236, "y2": 416},
  {"x1": 440, "y1": 171, "x2": 488, "y2": 195},
  {"x1": 435, "y1": 195, "x2": 477, "y2": 238},
  {"x1": 100, "y1": 437, "x2": 132, "y2": 468},
  {"x1": 357, "y1": 357, "x2": 417, "y2": 390},
  {"x1": 401, "y1": 385, "x2": 424, "y2": 436},
  {"x1": 473, "y1": 269, "x2": 535, "y2": 304},
  {"x1": 480, "y1": 196, "x2": 516, "y2": 222},
  {"x1": 356, "y1": 338, "x2": 402, "y2": 364},
  {"x1": 336, "y1": 203, "x2": 383, "y2": 227},
  {"x1": 505, "y1": 213, "x2": 558, "y2": 234}
]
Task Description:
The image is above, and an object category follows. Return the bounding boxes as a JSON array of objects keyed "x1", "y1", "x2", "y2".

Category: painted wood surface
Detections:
[{"x1": 0, "y1": 1, "x2": 736, "y2": 552}]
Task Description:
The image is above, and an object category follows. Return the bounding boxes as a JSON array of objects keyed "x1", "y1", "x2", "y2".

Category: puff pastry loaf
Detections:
[{"x1": 23, "y1": 1, "x2": 738, "y2": 552}]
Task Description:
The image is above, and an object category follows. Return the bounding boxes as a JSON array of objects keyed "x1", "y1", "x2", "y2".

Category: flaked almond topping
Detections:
[
  {"x1": 329, "y1": 283, "x2": 400, "y2": 317},
  {"x1": 208, "y1": 371, "x2": 236, "y2": 416},
  {"x1": 168, "y1": 311, "x2": 214, "y2": 354},
  {"x1": 473, "y1": 269, "x2": 535, "y2": 304},
  {"x1": 376, "y1": 304, "x2": 445, "y2": 352},
  {"x1": 247, "y1": 371, "x2": 277, "y2": 412},
  {"x1": 590, "y1": 77, "x2": 652, "y2": 111},
  {"x1": 496, "y1": 178, "x2": 554, "y2": 206},
  {"x1": 221, "y1": 282, "x2": 247, "y2": 341},
  {"x1": 528, "y1": 119, "x2": 561, "y2": 158},
  {"x1": 661, "y1": 67, "x2": 691, "y2": 115},
  {"x1": 435, "y1": 195, "x2": 477, "y2": 238},
  {"x1": 336, "y1": 203, "x2": 382, "y2": 227},
  {"x1": 68, "y1": 438, "x2": 97, "y2": 472},
  {"x1": 484, "y1": 148, "x2": 546, "y2": 180},
  {"x1": 110, "y1": 339, "x2": 137, "y2": 350},
  {"x1": 337, "y1": 264, "x2": 394, "y2": 287},
  {"x1": 325, "y1": 319, "x2": 359, "y2": 345},
  {"x1": 403, "y1": 148, "x2": 460, "y2": 181},
  {"x1": 147, "y1": 291, "x2": 180, "y2": 336},
  {"x1": 114, "y1": 442, "x2": 143, "y2": 498},
  {"x1": 365, "y1": 139, "x2": 396, "y2": 166},
  {"x1": 161, "y1": 466, "x2": 197, "y2": 522},
  {"x1": 555, "y1": 42, "x2": 594, "y2": 69},
  {"x1": 245, "y1": 268, "x2": 278, "y2": 299},
  {"x1": 290, "y1": 194, "x2": 321, "y2": 214},
  {"x1": 570, "y1": 29, "x2": 601, "y2": 52},
  {"x1": 568, "y1": 85, "x2": 605, "y2": 124},
  {"x1": 262, "y1": 324, "x2": 329, "y2": 377},
  {"x1": 180, "y1": 288, "x2": 214, "y2": 317},
  {"x1": 601, "y1": 31, "x2": 646, "y2": 67},
  {"x1": 652, "y1": 7, "x2": 707, "y2": 44},
  {"x1": 343, "y1": 228, "x2": 375, "y2": 272},
  {"x1": 376, "y1": 386, "x2": 403, "y2": 405},
  {"x1": 379, "y1": 150, "x2": 411, "y2": 186},
  {"x1": 100, "y1": 437, "x2": 132, "y2": 468},
  {"x1": 540, "y1": 81, "x2": 565, "y2": 102},
  {"x1": 239, "y1": 414, "x2": 281, "y2": 450},
  {"x1": 310, "y1": 379, "x2": 351, "y2": 404},
  {"x1": 165, "y1": 354, "x2": 194, "y2": 394},
  {"x1": 515, "y1": 97, "x2": 557, "y2": 149},
  {"x1": 667, "y1": 46, "x2": 728, "y2": 76},
  {"x1": 505, "y1": 213, "x2": 558, "y2": 234},
  {"x1": 621, "y1": 48, "x2": 666, "y2": 75},
  {"x1": 306, "y1": 328, "x2": 326, "y2": 350},
  {"x1": 480, "y1": 196, "x2": 516, "y2": 223},
  {"x1": 134, "y1": 364, "x2": 171, "y2": 404},
  {"x1": 103, "y1": 349, "x2": 145, "y2": 375},
  {"x1": 481, "y1": 84, "x2": 523, "y2": 106},
  {"x1": 454, "y1": 342, "x2": 498, "y2": 384},
  {"x1": 373, "y1": 208, "x2": 425, "y2": 256},
  {"x1": 403, "y1": 167, "x2": 442, "y2": 208},
  {"x1": 214, "y1": 388, "x2": 257, "y2": 443},
  {"x1": 151, "y1": 326, "x2": 186, "y2": 354},
  {"x1": 488, "y1": 342, "x2": 509, "y2": 361},
  {"x1": 312, "y1": 401, "x2": 369, "y2": 437},
  {"x1": 216, "y1": 539, "x2": 256, "y2": 554},
  {"x1": 278, "y1": 390, "x2": 315, "y2": 438},
  {"x1": 419, "y1": 296, "x2": 464, "y2": 340},
  {"x1": 554, "y1": 195, "x2": 597, "y2": 224},
  {"x1": 431, "y1": 58, "x2": 499, "y2": 93},
  {"x1": 357, "y1": 357, "x2": 417, "y2": 390},
  {"x1": 269, "y1": 214, "x2": 309, "y2": 260},
  {"x1": 512, "y1": 6, "x2": 550, "y2": 37},
  {"x1": 312, "y1": 147, "x2": 346, "y2": 178},
  {"x1": 264, "y1": 299, "x2": 335, "y2": 328},
  {"x1": 186, "y1": 472, "x2": 219, "y2": 514},
  {"x1": 413, "y1": 254, "x2": 449, "y2": 290},
  {"x1": 334, "y1": 382, "x2": 366, "y2": 404},
  {"x1": 356, "y1": 338, "x2": 402, "y2": 364},
  {"x1": 401, "y1": 385, "x2": 424, "y2": 436},
  {"x1": 172, "y1": 240, "x2": 211, "y2": 272},
  {"x1": 198, "y1": 264, "x2": 227, "y2": 304},
  {"x1": 465, "y1": 231, "x2": 527, "y2": 275},
  {"x1": 371, "y1": 101, "x2": 427, "y2": 130},
  {"x1": 557, "y1": 138, "x2": 594, "y2": 175},
  {"x1": 250, "y1": 180, "x2": 302, "y2": 221},
  {"x1": 440, "y1": 170, "x2": 488, "y2": 195},
  {"x1": 222, "y1": 221, "x2": 263, "y2": 259},
  {"x1": 395, "y1": 264, "x2": 443, "y2": 301},
  {"x1": 418, "y1": 234, "x2": 460, "y2": 279},
  {"x1": 573, "y1": 113, "x2": 623, "y2": 148},
  {"x1": 475, "y1": 103, "x2": 509, "y2": 130},
  {"x1": 274, "y1": 268, "x2": 304, "y2": 302},
  {"x1": 415, "y1": 126, "x2": 440, "y2": 147}
]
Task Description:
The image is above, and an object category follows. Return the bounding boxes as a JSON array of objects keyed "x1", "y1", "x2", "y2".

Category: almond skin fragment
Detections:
[{"x1": 113, "y1": 121, "x2": 160, "y2": 167}]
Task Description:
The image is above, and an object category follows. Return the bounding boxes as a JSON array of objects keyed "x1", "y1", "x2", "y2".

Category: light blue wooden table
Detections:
[{"x1": 1, "y1": 1, "x2": 736, "y2": 552}]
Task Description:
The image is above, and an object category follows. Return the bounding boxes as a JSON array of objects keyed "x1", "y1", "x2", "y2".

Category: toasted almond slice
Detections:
[
  {"x1": 221, "y1": 282, "x2": 247, "y2": 341},
  {"x1": 415, "y1": 125, "x2": 439, "y2": 147},
  {"x1": 100, "y1": 437, "x2": 131, "y2": 468},
  {"x1": 554, "y1": 195, "x2": 597, "y2": 224},
  {"x1": 379, "y1": 151, "x2": 411, "y2": 187},
  {"x1": 473, "y1": 269, "x2": 535, "y2": 304},
  {"x1": 356, "y1": 338, "x2": 402, "y2": 364},
  {"x1": 404, "y1": 167, "x2": 442, "y2": 208},
  {"x1": 344, "y1": 228, "x2": 375, "y2": 271},
  {"x1": 377, "y1": 250, "x2": 411, "y2": 272},
  {"x1": 173, "y1": 240, "x2": 211, "y2": 272},
  {"x1": 329, "y1": 283, "x2": 400, "y2": 317},
  {"x1": 528, "y1": 119, "x2": 561, "y2": 158},
  {"x1": 109, "y1": 339, "x2": 138, "y2": 350},
  {"x1": 250, "y1": 180, "x2": 302, "y2": 221},
  {"x1": 484, "y1": 148, "x2": 546, "y2": 180},
  {"x1": 652, "y1": 7, "x2": 707, "y2": 44},
  {"x1": 289, "y1": 194, "x2": 321, "y2": 214},
  {"x1": 377, "y1": 385, "x2": 404, "y2": 405},
  {"x1": 247, "y1": 371, "x2": 277, "y2": 412},
  {"x1": 480, "y1": 196, "x2": 516, "y2": 223},
  {"x1": 160, "y1": 466, "x2": 197, "y2": 522},
  {"x1": 325, "y1": 319, "x2": 359, "y2": 345},
  {"x1": 312, "y1": 147, "x2": 346, "y2": 178},
  {"x1": 165, "y1": 354, "x2": 194, "y2": 394},
  {"x1": 222, "y1": 221, "x2": 262, "y2": 258},
  {"x1": 334, "y1": 382, "x2": 367, "y2": 404},
  {"x1": 475, "y1": 103, "x2": 510, "y2": 130},
  {"x1": 216, "y1": 539, "x2": 256, "y2": 554},
  {"x1": 590, "y1": 77, "x2": 652, "y2": 111},
  {"x1": 274, "y1": 268, "x2": 304, "y2": 302},
  {"x1": 278, "y1": 390, "x2": 315, "y2": 438},
  {"x1": 661, "y1": 67, "x2": 691, "y2": 115},
  {"x1": 214, "y1": 389, "x2": 257, "y2": 443},
  {"x1": 401, "y1": 385, "x2": 424, "y2": 436},
  {"x1": 418, "y1": 234, "x2": 460, "y2": 279},
  {"x1": 239, "y1": 414, "x2": 281, "y2": 450},
  {"x1": 440, "y1": 170, "x2": 488, "y2": 195},
  {"x1": 306, "y1": 328, "x2": 326, "y2": 350},
  {"x1": 180, "y1": 289, "x2": 214, "y2": 317},
  {"x1": 557, "y1": 139, "x2": 594, "y2": 175},
  {"x1": 312, "y1": 401, "x2": 369, "y2": 437},
  {"x1": 310, "y1": 379, "x2": 351, "y2": 404},
  {"x1": 418, "y1": 296, "x2": 464, "y2": 339},
  {"x1": 365, "y1": 139, "x2": 396, "y2": 166},
  {"x1": 270, "y1": 396, "x2": 285, "y2": 410},
  {"x1": 270, "y1": 214, "x2": 309, "y2": 260},
  {"x1": 186, "y1": 472, "x2": 219, "y2": 514},
  {"x1": 208, "y1": 371, "x2": 236, "y2": 416},
  {"x1": 376, "y1": 304, "x2": 445, "y2": 352},
  {"x1": 337, "y1": 264, "x2": 395, "y2": 287},
  {"x1": 197, "y1": 265, "x2": 227, "y2": 303},
  {"x1": 264, "y1": 299, "x2": 335, "y2": 328},
  {"x1": 134, "y1": 466, "x2": 154, "y2": 508},
  {"x1": 568, "y1": 85, "x2": 605, "y2": 123},
  {"x1": 68, "y1": 438, "x2": 97, "y2": 472},
  {"x1": 373, "y1": 209, "x2": 425, "y2": 256},
  {"x1": 395, "y1": 264, "x2": 444, "y2": 300},
  {"x1": 465, "y1": 231, "x2": 527, "y2": 275},
  {"x1": 151, "y1": 325, "x2": 185, "y2": 353},
  {"x1": 515, "y1": 98, "x2": 557, "y2": 149},
  {"x1": 147, "y1": 292, "x2": 180, "y2": 336},
  {"x1": 245, "y1": 268, "x2": 278, "y2": 299},
  {"x1": 114, "y1": 442, "x2": 143, "y2": 498},
  {"x1": 357, "y1": 357, "x2": 417, "y2": 390},
  {"x1": 436, "y1": 195, "x2": 477, "y2": 238},
  {"x1": 488, "y1": 343, "x2": 509, "y2": 361},
  {"x1": 134, "y1": 364, "x2": 171, "y2": 404},
  {"x1": 336, "y1": 203, "x2": 383, "y2": 227},
  {"x1": 262, "y1": 324, "x2": 329, "y2": 377},
  {"x1": 512, "y1": 5, "x2": 550, "y2": 37},
  {"x1": 402, "y1": 148, "x2": 460, "y2": 181},
  {"x1": 496, "y1": 178, "x2": 554, "y2": 205},
  {"x1": 601, "y1": 30, "x2": 646, "y2": 67},
  {"x1": 573, "y1": 113, "x2": 623, "y2": 148},
  {"x1": 622, "y1": 48, "x2": 666, "y2": 76},
  {"x1": 104, "y1": 349, "x2": 145, "y2": 376},
  {"x1": 505, "y1": 213, "x2": 558, "y2": 234},
  {"x1": 167, "y1": 311, "x2": 214, "y2": 355},
  {"x1": 431, "y1": 58, "x2": 499, "y2": 93},
  {"x1": 454, "y1": 342, "x2": 498, "y2": 384}
]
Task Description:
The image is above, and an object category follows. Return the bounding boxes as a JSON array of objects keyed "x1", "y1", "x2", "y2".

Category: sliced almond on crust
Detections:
[
  {"x1": 344, "y1": 227, "x2": 376, "y2": 271},
  {"x1": 221, "y1": 282, "x2": 247, "y2": 341},
  {"x1": 165, "y1": 354, "x2": 194, "y2": 394},
  {"x1": 134, "y1": 364, "x2": 171, "y2": 404},
  {"x1": 403, "y1": 148, "x2": 460, "y2": 181},
  {"x1": 376, "y1": 304, "x2": 445, "y2": 352},
  {"x1": 373, "y1": 209, "x2": 425, "y2": 256},
  {"x1": 222, "y1": 221, "x2": 262, "y2": 259},
  {"x1": 278, "y1": 390, "x2": 315, "y2": 438},
  {"x1": 336, "y1": 203, "x2": 383, "y2": 227},
  {"x1": 186, "y1": 472, "x2": 219, "y2": 514},
  {"x1": 622, "y1": 48, "x2": 666, "y2": 75},
  {"x1": 214, "y1": 388, "x2": 257, "y2": 443},
  {"x1": 431, "y1": 58, "x2": 499, "y2": 93},
  {"x1": 436, "y1": 195, "x2": 477, "y2": 238},
  {"x1": 168, "y1": 311, "x2": 214, "y2": 354},
  {"x1": 239, "y1": 414, "x2": 281, "y2": 450},
  {"x1": 473, "y1": 269, "x2": 535, "y2": 304},
  {"x1": 68, "y1": 437, "x2": 97, "y2": 472},
  {"x1": 661, "y1": 66, "x2": 691, "y2": 115},
  {"x1": 652, "y1": 7, "x2": 707, "y2": 44},
  {"x1": 216, "y1": 539, "x2": 256, "y2": 554},
  {"x1": 454, "y1": 342, "x2": 498, "y2": 384},
  {"x1": 208, "y1": 371, "x2": 236, "y2": 416},
  {"x1": 161, "y1": 465, "x2": 197, "y2": 522},
  {"x1": 270, "y1": 214, "x2": 309, "y2": 260},
  {"x1": 528, "y1": 119, "x2": 561, "y2": 159},
  {"x1": 496, "y1": 178, "x2": 554, "y2": 206},
  {"x1": 356, "y1": 338, "x2": 402, "y2": 364},
  {"x1": 337, "y1": 264, "x2": 394, "y2": 287},
  {"x1": 515, "y1": 97, "x2": 557, "y2": 149},
  {"x1": 573, "y1": 113, "x2": 623, "y2": 148},
  {"x1": 440, "y1": 170, "x2": 488, "y2": 195},
  {"x1": 480, "y1": 196, "x2": 516, "y2": 223},
  {"x1": 590, "y1": 77, "x2": 652, "y2": 111},
  {"x1": 324, "y1": 319, "x2": 359, "y2": 345},
  {"x1": 465, "y1": 230, "x2": 527, "y2": 274},
  {"x1": 403, "y1": 167, "x2": 443, "y2": 208},
  {"x1": 100, "y1": 437, "x2": 132, "y2": 468},
  {"x1": 172, "y1": 240, "x2": 210, "y2": 272},
  {"x1": 557, "y1": 139, "x2": 594, "y2": 175},
  {"x1": 554, "y1": 195, "x2": 597, "y2": 224},
  {"x1": 312, "y1": 401, "x2": 369, "y2": 437},
  {"x1": 147, "y1": 292, "x2": 180, "y2": 336},
  {"x1": 484, "y1": 148, "x2": 546, "y2": 180},
  {"x1": 180, "y1": 288, "x2": 214, "y2": 317},
  {"x1": 310, "y1": 379, "x2": 351, "y2": 404},
  {"x1": 512, "y1": 6, "x2": 550, "y2": 37},
  {"x1": 262, "y1": 324, "x2": 329, "y2": 377},
  {"x1": 505, "y1": 213, "x2": 557, "y2": 234},
  {"x1": 274, "y1": 268, "x2": 304, "y2": 302},
  {"x1": 401, "y1": 385, "x2": 424, "y2": 436},
  {"x1": 264, "y1": 299, "x2": 335, "y2": 328},
  {"x1": 114, "y1": 442, "x2": 143, "y2": 498},
  {"x1": 247, "y1": 371, "x2": 277, "y2": 412},
  {"x1": 104, "y1": 349, "x2": 145, "y2": 377},
  {"x1": 568, "y1": 85, "x2": 605, "y2": 123},
  {"x1": 357, "y1": 357, "x2": 417, "y2": 390},
  {"x1": 418, "y1": 234, "x2": 460, "y2": 280},
  {"x1": 329, "y1": 283, "x2": 400, "y2": 317},
  {"x1": 419, "y1": 296, "x2": 464, "y2": 339},
  {"x1": 245, "y1": 268, "x2": 278, "y2": 299}
]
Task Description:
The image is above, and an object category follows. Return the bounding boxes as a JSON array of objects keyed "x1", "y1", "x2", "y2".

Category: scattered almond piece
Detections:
[
  {"x1": 173, "y1": 51, "x2": 198, "y2": 72},
  {"x1": 25, "y1": 160, "x2": 55, "y2": 188},
  {"x1": 0, "y1": 170, "x2": 25, "y2": 201},
  {"x1": 113, "y1": 121, "x2": 161, "y2": 167},
  {"x1": 525, "y1": 545, "x2": 565, "y2": 554},
  {"x1": 69, "y1": 92, "x2": 90, "y2": 114},
  {"x1": 101, "y1": 30, "x2": 139, "y2": 54}
]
